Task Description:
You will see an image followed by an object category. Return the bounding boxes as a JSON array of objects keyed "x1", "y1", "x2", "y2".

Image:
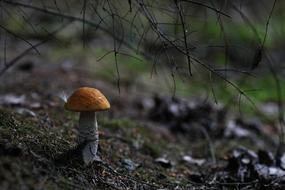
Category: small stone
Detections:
[
  {"x1": 121, "y1": 159, "x2": 138, "y2": 172},
  {"x1": 182, "y1": 155, "x2": 205, "y2": 166},
  {"x1": 155, "y1": 157, "x2": 172, "y2": 168}
]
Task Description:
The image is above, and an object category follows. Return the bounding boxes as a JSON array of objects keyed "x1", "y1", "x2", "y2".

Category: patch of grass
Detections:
[
  {"x1": 0, "y1": 109, "x2": 76, "y2": 189},
  {"x1": 171, "y1": 72, "x2": 285, "y2": 122},
  {"x1": 0, "y1": 109, "x2": 201, "y2": 189},
  {"x1": 0, "y1": 109, "x2": 75, "y2": 157},
  {"x1": 239, "y1": 75, "x2": 285, "y2": 102},
  {"x1": 100, "y1": 117, "x2": 168, "y2": 157}
]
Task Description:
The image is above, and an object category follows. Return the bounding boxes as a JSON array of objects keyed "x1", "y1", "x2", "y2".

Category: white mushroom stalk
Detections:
[{"x1": 78, "y1": 111, "x2": 100, "y2": 164}]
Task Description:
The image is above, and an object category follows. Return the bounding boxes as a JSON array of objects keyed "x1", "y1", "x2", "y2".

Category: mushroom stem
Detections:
[{"x1": 78, "y1": 111, "x2": 99, "y2": 164}]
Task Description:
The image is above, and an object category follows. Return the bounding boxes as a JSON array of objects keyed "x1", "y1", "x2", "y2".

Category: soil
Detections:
[{"x1": 0, "y1": 59, "x2": 283, "y2": 189}]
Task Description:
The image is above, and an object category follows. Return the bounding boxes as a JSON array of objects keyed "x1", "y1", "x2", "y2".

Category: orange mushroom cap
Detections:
[{"x1": 64, "y1": 87, "x2": 110, "y2": 112}]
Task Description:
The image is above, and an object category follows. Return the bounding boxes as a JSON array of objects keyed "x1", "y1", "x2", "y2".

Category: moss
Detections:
[
  {"x1": 0, "y1": 111, "x2": 21, "y2": 129},
  {"x1": 1, "y1": 108, "x2": 272, "y2": 189},
  {"x1": 0, "y1": 109, "x2": 194, "y2": 189}
]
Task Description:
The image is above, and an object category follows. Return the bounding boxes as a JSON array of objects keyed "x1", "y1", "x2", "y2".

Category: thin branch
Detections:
[
  {"x1": 0, "y1": 23, "x2": 71, "y2": 77},
  {"x1": 174, "y1": 0, "x2": 192, "y2": 76},
  {"x1": 0, "y1": 40, "x2": 45, "y2": 77},
  {"x1": 4, "y1": 31, "x2": 7, "y2": 66},
  {"x1": 81, "y1": 0, "x2": 88, "y2": 48},
  {"x1": 97, "y1": 50, "x2": 143, "y2": 62},
  {"x1": 209, "y1": 71, "x2": 218, "y2": 104},
  {"x1": 138, "y1": 0, "x2": 256, "y2": 109},
  {"x1": 106, "y1": 0, "x2": 121, "y2": 94},
  {"x1": 265, "y1": 52, "x2": 285, "y2": 155},
  {"x1": 97, "y1": 50, "x2": 115, "y2": 62},
  {"x1": 0, "y1": 24, "x2": 40, "y2": 54},
  {"x1": 1, "y1": 0, "x2": 151, "y2": 60},
  {"x1": 261, "y1": 0, "x2": 276, "y2": 47},
  {"x1": 182, "y1": 0, "x2": 231, "y2": 18},
  {"x1": 210, "y1": 0, "x2": 229, "y2": 79},
  {"x1": 214, "y1": 68, "x2": 255, "y2": 77}
]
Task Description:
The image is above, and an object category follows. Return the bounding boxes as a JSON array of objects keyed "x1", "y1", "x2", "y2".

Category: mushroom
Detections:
[{"x1": 64, "y1": 87, "x2": 110, "y2": 164}]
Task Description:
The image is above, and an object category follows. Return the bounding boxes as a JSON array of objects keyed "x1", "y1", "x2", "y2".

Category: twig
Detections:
[
  {"x1": 209, "y1": 71, "x2": 218, "y2": 104},
  {"x1": 95, "y1": 161, "x2": 162, "y2": 189},
  {"x1": 182, "y1": 0, "x2": 231, "y2": 18},
  {"x1": 0, "y1": 24, "x2": 40, "y2": 54},
  {"x1": 0, "y1": 22, "x2": 71, "y2": 77},
  {"x1": 265, "y1": 52, "x2": 285, "y2": 156},
  {"x1": 136, "y1": 0, "x2": 256, "y2": 109},
  {"x1": 106, "y1": 0, "x2": 121, "y2": 94},
  {"x1": 0, "y1": 40, "x2": 45, "y2": 77},
  {"x1": 199, "y1": 126, "x2": 216, "y2": 164},
  {"x1": 174, "y1": 0, "x2": 192, "y2": 76},
  {"x1": 1, "y1": 0, "x2": 148, "y2": 59},
  {"x1": 81, "y1": 0, "x2": 88, "y2": 48}
]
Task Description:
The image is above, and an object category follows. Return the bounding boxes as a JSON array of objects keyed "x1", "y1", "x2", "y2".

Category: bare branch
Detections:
[
  {"x1": 174, "y1": 0, "x2": 192, "y2": 76},
  {"x1": 182, "y1": 0, "x2": 231, "y2": 18},
  {"x1": 0, "y1": 23, "x2": 40, "y2": 54},
  {"x1": 0, "y1": 22, "x2": 71, "y2": 77}
]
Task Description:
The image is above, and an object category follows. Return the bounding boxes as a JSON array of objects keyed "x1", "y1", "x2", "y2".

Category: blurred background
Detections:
[
  {"x1": 0, "y1": 0, "x2": 285, "y2": 189},
  {"x1": 1, "y1": 0, "x2": 284, "y2": 118}
]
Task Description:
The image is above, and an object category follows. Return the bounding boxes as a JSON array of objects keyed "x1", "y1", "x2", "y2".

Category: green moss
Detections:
[
  {"x1": 0, "y1": 110, "x2": 182, "y2": 188},
  {"x1": 0, "y1": 103, "x2": 276, "y2": 189},
  {"x1": 100, "y1": 117, "x2": 169, "y2": 156},
  {"x1": 0, "y1": 110, "x2": 21, "y2": 126}
]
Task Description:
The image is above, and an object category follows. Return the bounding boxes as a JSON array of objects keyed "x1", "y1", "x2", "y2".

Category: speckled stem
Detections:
[{"x1": 78, "y1": 111, "x2": 99, "y2": 164}]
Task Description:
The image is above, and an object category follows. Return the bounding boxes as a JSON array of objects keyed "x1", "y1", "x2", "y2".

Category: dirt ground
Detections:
[{"x1": 0, "y1": 58, "x2": 284, "y2": 190}]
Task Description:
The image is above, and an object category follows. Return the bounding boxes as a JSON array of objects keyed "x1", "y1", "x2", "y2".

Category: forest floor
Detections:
[{"x1": 0, "y1": 59, "x2": 284, "y2": 190}]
